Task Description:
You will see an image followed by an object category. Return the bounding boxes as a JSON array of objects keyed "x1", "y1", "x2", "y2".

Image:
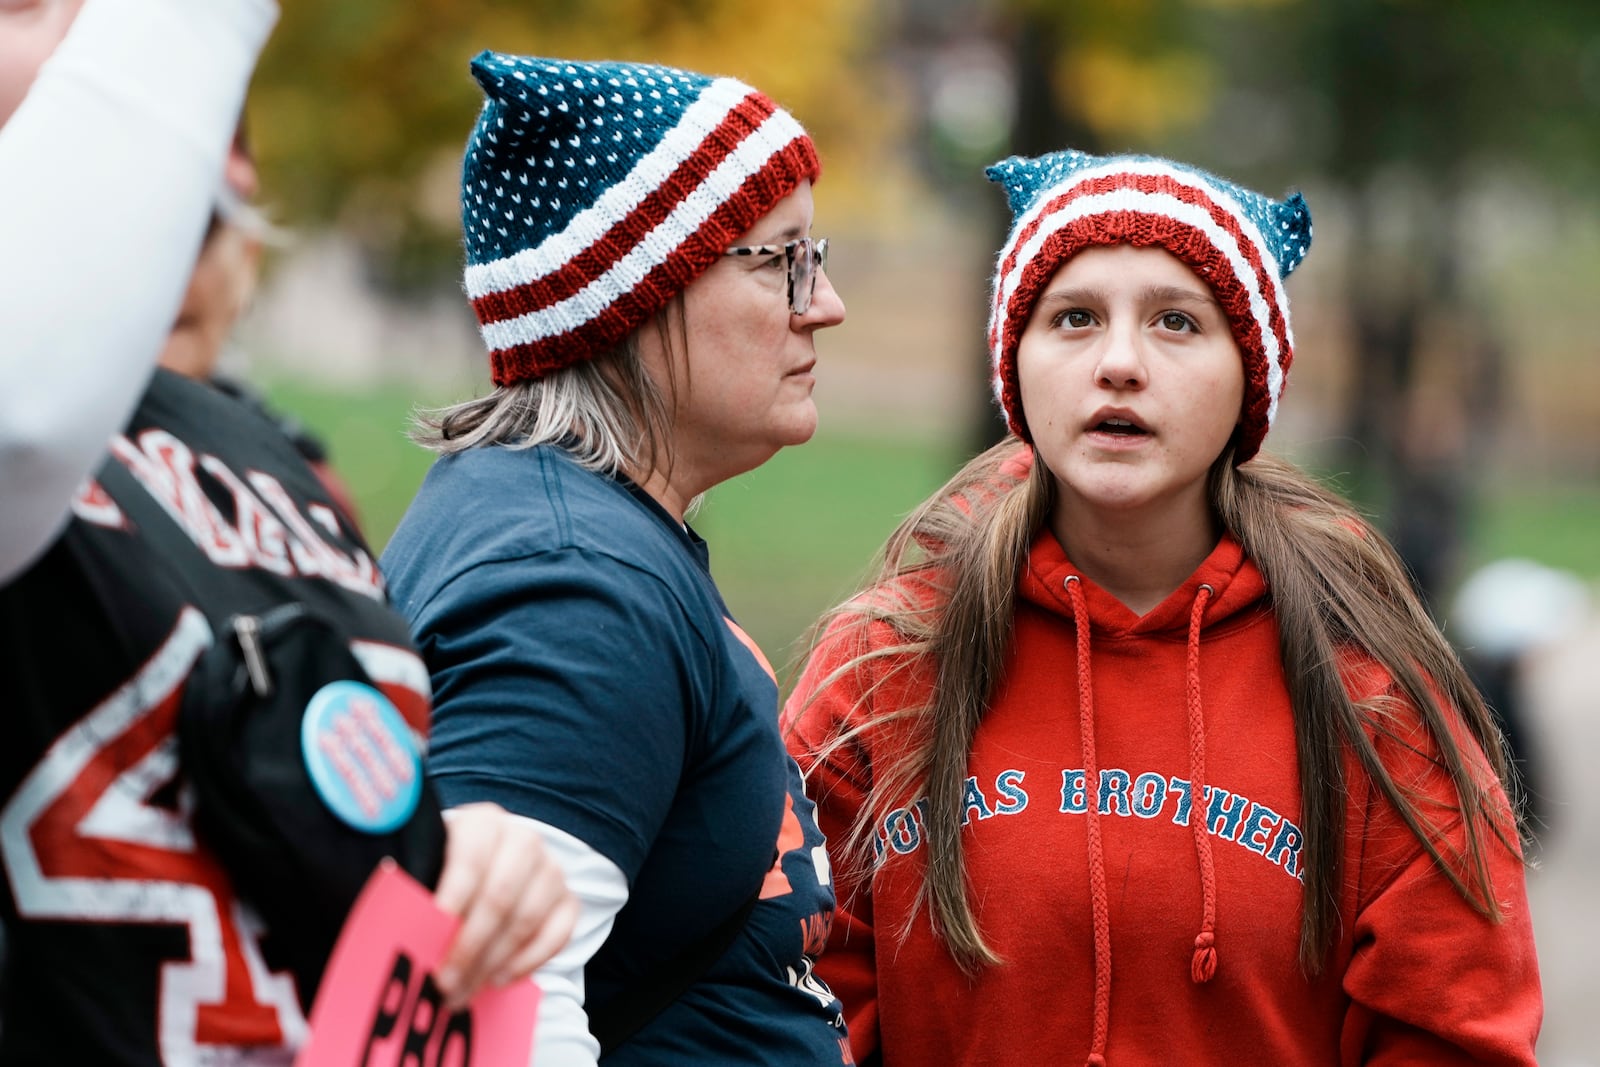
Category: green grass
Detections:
[
  {"x1": 258, "y1": 377, "x2": 1595, "y2": 678},
  {"x1": 1465, "y1": 485, "x2": 1600, "y2": 580},
  {"x1": 693, "y1": 429, "x2": 969, "y2": 671},
  {"x1": 261, "y1": 377, "x2": 451, "y2": 552}
]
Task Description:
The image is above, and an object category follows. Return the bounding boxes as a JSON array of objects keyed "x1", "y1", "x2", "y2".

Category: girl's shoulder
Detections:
[{"x1": 784, "y1": 573, "x2": 946, "y2": 738}]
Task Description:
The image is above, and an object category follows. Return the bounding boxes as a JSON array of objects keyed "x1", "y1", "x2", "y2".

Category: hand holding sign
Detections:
[
  {"x1": 294, "y1": 861, "x2": 541, "y2": 1067},
  {"x1": 433, "y1": 802, "x2": 578, "y2": 1012}
]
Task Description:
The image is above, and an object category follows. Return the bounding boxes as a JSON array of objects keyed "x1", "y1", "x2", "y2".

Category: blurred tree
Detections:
[
  {"x1": 1221, "y1": 0, "x2": 1600, "y2": 610},
  {"x1": 249, "y1": 0, "x2": 897, "y2": 289}
]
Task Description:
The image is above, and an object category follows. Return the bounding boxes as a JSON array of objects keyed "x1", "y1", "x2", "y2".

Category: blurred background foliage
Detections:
[
  {"x1": 251, "y1": 0, "x2": 906, "y2": 287},
  {"x1": 243, "y1": 0, "x2": 1600, "y2": 670}
]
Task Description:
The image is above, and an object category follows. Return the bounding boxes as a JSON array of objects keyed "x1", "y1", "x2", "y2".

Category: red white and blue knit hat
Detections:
[
  {"x1": 986, "y1": 149, "x2": 1312, "y2": 463},
  {"x1": 461, "y1": 52, "x2": 821, "y2": 385}
]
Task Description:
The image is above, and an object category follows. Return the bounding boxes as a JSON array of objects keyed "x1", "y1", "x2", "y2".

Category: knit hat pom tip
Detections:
[
  {"x1": 469, "y1": 49, "x2": 508, "y2": 91},
  {"x1": 1274, "y1": 190, "x2": 1314, "y2": 278}
]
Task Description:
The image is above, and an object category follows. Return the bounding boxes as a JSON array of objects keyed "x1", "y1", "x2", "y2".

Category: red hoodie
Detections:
[{"x1": 785, "y1": 530, "x2": 1541, "y2": 1066}]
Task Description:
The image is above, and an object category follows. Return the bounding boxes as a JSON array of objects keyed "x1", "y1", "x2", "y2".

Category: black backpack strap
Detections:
[{"x1": 588, "y1": 884, "x2": 762, "y2": 1057}]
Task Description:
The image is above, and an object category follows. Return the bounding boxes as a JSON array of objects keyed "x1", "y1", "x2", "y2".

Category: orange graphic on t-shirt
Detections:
[
  {"x1": 723, "y1": 617, "x2": 776, "y2": 683},
  {"x1": 760, "y1": 792, "x2": 806, "y2": 899}
]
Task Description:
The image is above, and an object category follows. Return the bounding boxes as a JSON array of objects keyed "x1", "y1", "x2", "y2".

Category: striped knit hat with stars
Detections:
[
  {"x1": 461, "y1": 51, "x2": 820, "y2": 385},
  {"x1": 986, "y1": 149, "x2": 1312, "y2": 464}
]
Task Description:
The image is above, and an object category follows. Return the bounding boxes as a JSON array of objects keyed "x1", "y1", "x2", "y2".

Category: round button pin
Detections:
[{"x1": 301, "y1": 680, "x2": 422, "y2": 834}]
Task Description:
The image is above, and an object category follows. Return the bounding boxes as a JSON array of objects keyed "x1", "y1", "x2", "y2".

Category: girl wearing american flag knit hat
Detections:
[
  {"x1": 784, "y1": 148, "x2": 1540, "y2": 1066},
  {"x1": 383, "y1": 52, "x2": 852, "y2": 1066}
]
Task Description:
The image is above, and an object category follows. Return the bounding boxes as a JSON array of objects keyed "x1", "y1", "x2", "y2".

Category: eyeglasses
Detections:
[{"x1": 723, "y1": 236, "x2": 830, "y2": 315}]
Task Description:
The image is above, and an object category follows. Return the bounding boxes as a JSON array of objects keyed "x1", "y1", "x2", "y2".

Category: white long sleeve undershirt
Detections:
[
  {"x1": 0, "y1": 0, "x2": 277, "y2": 583},
  {"x1": 478, "y1": 813, "x2": 628, "y2": 1067}
]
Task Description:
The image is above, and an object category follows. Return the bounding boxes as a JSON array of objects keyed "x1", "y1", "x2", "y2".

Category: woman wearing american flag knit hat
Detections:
[
  {"x1": 784, "y1": 148, "x2": 1541, "y2": 1066},
  {"x1": 382, "y1": 51, "x2": 852, "y2": 1065}
]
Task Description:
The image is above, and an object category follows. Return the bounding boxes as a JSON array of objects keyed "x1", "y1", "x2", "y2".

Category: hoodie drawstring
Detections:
[
  {"x1": 1064, "y1": 577, "x2": 1219, "y2": 1066},
  {"x1": 1063, "y1": 576, "x2": 1111, "y2": 1067},
  {"x1": 1186, "y1": 583, "x2": 1218, "y2": 984}
]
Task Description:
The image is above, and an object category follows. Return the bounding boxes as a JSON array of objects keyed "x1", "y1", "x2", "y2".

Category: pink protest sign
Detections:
[{"x1": 295, "y1": 860, "x2": 540, "y2": 1067}]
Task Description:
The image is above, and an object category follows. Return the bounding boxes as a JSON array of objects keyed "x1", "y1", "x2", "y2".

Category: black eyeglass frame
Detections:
[{"x1": 722, "y1": 236, "x2": 830, "y2": 315}]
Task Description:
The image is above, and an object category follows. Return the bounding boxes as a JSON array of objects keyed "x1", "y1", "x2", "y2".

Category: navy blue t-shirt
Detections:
[{"x1": 381, "y1": 444, "x2": 850, "y2": 1065}]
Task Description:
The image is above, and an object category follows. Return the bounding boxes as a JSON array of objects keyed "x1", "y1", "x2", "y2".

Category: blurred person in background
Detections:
[
  {"x1": 156, "y1": 121, "x2": 363, "y2": 528},
  {"x1": 1450, "y1": 557, "x2": 1592, "y2": 846},
  {"x1": 0, "y1": 2, "x2": 574, "y2": 1060},
  {"x1": 785, "y1": 149, "x2": 1541, "y2": 1065},
  {"x1": 381, "y1": 52, "x2": 853, "y2": 1066}
]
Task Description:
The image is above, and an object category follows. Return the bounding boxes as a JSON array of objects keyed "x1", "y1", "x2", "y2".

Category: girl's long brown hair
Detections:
[{"x1": 791, "y1": 439, "x2": 1521, "y2": 975}]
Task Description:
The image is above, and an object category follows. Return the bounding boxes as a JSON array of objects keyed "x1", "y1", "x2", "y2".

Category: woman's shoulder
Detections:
[
  {"x1": 413, "y1": 445, "x2": 673, "y2": 552},
  {"x1": 384, "y1": 445, "x2": 697, "y2": 612},
  {"x1": 786, "y1": 571, "x2": 945, "y2": 724}
]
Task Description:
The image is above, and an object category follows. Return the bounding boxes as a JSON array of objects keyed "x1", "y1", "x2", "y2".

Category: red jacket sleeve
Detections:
[{"x1": 1339, "y1": 672, "x2": 1542, "y2": 1064}]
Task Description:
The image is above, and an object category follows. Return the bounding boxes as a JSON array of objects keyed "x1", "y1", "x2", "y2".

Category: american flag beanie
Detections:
[
  {"x1": 985, "y1": 149, "x2": 1312, "y2": 463},
  {"x1": 460, "y1": 52, "x2": 821, "y2": 385}
]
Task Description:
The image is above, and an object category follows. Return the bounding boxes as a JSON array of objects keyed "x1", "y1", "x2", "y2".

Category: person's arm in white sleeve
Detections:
[
  {"x1": 0, "y1": 0, "x2": 277, "y2": 584},
  {"x1": 508, "y1": 816, "x2": 628, "y2": 1067}
]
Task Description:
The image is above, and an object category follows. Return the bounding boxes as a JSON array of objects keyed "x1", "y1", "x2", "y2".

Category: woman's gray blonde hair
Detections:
[{"x1": 413, "y1": 302, "x2": 683, "y2": 477}]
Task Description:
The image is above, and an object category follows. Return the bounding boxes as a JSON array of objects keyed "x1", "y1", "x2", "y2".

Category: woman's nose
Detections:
[{"x1": 799, "y1": 264, "x2": 846, "y2": 327}]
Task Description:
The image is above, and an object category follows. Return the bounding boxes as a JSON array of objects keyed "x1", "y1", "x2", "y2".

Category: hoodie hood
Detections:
[{"x1": 1019, "y1": 528, "x2": 1269, "y2": 637}]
